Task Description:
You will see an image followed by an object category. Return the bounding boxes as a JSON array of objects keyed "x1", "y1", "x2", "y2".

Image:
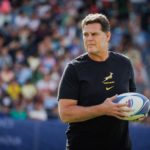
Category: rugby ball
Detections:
[{"x1": 114, "y1": 92, "x2": 150, "y2": 121}]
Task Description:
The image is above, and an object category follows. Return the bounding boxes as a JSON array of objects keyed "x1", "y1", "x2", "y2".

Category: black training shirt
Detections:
[{"x1": 58, "y1": 51, "x2": 136, "y2": 150}]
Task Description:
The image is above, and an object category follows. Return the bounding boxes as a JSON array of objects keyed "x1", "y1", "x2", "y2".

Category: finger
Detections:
[
  {"x1": 120, "y1": 106, "x2": 133, "y2": 113},
  {"x1": 108, "y1": 95, "x2": 118, "y2": 102},
  {"x1": 138, "y1": 117, "x2": 145, "y2": 121},
  {"x1": 115, "y1": 111, "x2": 129, "y2": 118},
  {"x1": 114, "y1": 113, "x2": 129, "y2": 120},
  {"x1": 115, "y1": 115, "x2": 124, "y2": 120},
  {"x1": 135, "y1": 117, "x2": 145, "y2": 122}
]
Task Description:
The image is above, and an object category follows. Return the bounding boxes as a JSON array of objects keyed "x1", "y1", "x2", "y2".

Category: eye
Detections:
[
  {"x1": 92, "y1": 32, "x2": 99, "y2": 36},
  {"x1": 92, "y1": 33, "x2": 96, "y2": 36},
  {"x1": 83, "y1": 33, "x2": 88, "y2": 37}
]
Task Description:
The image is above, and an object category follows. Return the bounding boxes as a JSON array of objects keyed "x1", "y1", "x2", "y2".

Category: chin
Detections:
[{"x1": 87, "y1": 49, "x2": 99, "y2": 54}]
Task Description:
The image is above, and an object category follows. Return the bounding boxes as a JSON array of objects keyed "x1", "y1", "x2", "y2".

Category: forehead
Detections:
[{"x1": 82, "y1": 23, "x2": 102, "y2": 32}]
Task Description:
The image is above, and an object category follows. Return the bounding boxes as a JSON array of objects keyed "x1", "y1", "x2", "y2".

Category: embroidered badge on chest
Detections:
[{"x1": 102, "y1": 72, "x2": 115, "y2": 91}]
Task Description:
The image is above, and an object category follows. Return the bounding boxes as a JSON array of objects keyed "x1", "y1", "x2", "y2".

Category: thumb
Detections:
[{"x1": 109, "y1": 94, "x2": 118, "y2": 102}]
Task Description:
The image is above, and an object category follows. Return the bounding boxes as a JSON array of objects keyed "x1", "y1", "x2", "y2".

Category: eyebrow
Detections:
[{"x1": 82, "y1": 31, "x2": 101, "y2": 35}]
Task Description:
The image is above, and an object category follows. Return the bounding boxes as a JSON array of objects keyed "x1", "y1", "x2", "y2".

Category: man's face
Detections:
[{"x1": 82, "y1": 23, "x2": 111, "y2": 55}]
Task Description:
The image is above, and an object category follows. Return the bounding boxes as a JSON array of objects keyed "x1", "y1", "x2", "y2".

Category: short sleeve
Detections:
[
  {"x1": 57, "y1": 63, "x2": 79, "y2": 101},
  {"x1": 129, "y1": 61, "x2": 136, "y2": 92}
]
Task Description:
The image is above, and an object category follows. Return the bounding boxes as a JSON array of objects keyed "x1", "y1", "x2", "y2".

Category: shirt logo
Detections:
[
  {"x1": 103, "y1": 72, "x2": 113, "y2": 82},
  {"x1": 103, "y1": 72, "x2": 115, "y2": 91},
  {"x1": 106, "y1": 86, "x2": 114, "y2": 91}
]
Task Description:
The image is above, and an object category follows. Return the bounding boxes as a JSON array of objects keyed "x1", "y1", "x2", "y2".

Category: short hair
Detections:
[{"x1": 81, "y1": 13, "x2": 110, "y2": 32}]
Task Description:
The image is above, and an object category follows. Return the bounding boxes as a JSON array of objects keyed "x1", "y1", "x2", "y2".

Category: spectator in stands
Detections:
[
  {"x1": 0, "y1": 93, "x2": 12, "y2": 118},
  {"x1": 0, "y1": 47, "x2": 13, "y2": 69},
  {"x1": 21, "y1": 79, "x2": 37, "y2": 100},
  {"x1": 14, "y1": 10, "x2": 30, "y2": 28},
  {"x1": 28, "y1": 96, "x2": 48, "y2": 121},
  {"x1": 0, "y1": 65, "x2": 15, "y2": 83},
  {"x1": 6, "y1": 78, "x2": 21, "y2": 101},
  {"x1": 10, "y1": 98, "x2": 27, "y2": 120}
]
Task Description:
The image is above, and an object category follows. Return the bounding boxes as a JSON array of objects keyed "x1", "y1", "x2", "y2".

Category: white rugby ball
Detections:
[{"x1": 114, "y1": 92, "x2": 150, "y2": 121}]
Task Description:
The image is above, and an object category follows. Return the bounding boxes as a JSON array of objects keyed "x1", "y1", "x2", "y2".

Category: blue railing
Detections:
[
  {"x1": 0, "y1": 118, "x2": 150, "y2": 150},
  {"x1": 0, "y1": 119, "x2": 66, "y2": 150}
]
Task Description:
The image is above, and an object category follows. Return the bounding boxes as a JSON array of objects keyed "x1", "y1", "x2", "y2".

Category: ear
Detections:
[{"x1": 106, "y1": 32, "x2": 111, "y2": 42}]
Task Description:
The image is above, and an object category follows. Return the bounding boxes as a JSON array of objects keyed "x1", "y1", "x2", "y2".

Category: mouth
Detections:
[
  {"x1": 87, "y1": 44, "x2": 95, "y2": 47},
  {"x1": 87, "y1": 44, "x2": 95, "y2": 48}
]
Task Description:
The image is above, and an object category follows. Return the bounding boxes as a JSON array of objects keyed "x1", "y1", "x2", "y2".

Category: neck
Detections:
[{"x1": 88, "y1": 50, "x2": 109, "y2": 62}]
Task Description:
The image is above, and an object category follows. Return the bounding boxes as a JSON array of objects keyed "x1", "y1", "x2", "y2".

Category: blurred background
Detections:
[{"x1": 0, "y1": 0, "x2": 150, "y2": 150}]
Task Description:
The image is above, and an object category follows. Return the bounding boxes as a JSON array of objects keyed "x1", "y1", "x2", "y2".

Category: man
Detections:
[{"x1": 58, "y1": 13, "x2": 136, "y2": 150}]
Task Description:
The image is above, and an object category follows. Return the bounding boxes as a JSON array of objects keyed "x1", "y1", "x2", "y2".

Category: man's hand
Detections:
[
  {"x1": 102, "y1": 95, "x2": 133, "y2": 119},
  {"x1": 132, "y1": 116, "x2": 145, "y2": 122}
]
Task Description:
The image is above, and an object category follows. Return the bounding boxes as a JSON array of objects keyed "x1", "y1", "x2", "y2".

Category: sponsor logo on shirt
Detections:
[
  {"x1": 106, "y1": 86, "x2": 114, "y2": 91},
  {"x1": 103, "y1": 72, "x2": 115, "y2": 91}
]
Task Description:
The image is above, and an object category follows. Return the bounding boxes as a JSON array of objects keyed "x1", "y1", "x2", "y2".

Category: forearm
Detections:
[
  {"x1": 58, "y1": 96, "x2": 128, "y2": 123},
  {"x1": 59, "y1": 104, "x2": 106, "y2": 123}
]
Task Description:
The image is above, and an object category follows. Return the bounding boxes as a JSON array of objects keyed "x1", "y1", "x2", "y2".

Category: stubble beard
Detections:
[{"x1": 87, "y1": 48, "x2": 101, "y2": 55}]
